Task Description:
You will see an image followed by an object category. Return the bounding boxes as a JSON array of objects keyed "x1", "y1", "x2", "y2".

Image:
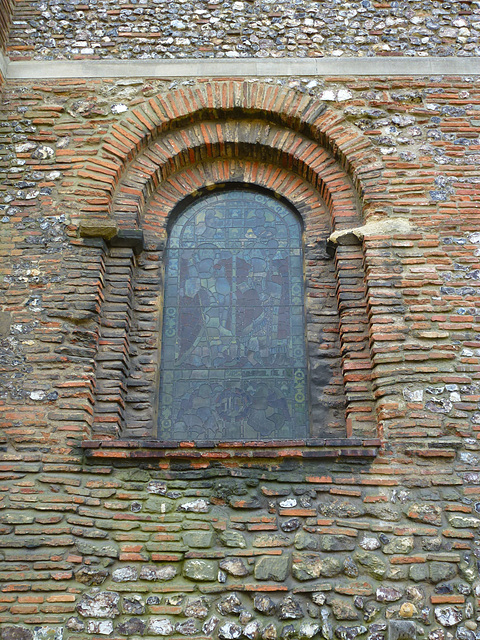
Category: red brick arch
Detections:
[
  {"x1": 86, "y1": 80, "x2": 378, "y2": 441},
  {"x1": 110, "y1": 119, "x2": 362, "y2": 235},
  {"x1": 79, "y1": 80, "x2": 384, "y2": 228}
]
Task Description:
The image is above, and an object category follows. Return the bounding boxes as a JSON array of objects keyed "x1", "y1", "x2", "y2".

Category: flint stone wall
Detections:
[
  {"x1": 0, "y1": 47, "x2": 480, "y2": 640},
  {"x1": 5, "y1": 0, "x2": 480, "y2": 60}
]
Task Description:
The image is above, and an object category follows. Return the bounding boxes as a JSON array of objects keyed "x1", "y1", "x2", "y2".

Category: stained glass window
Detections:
[{"x1": 158, "y1": 189, "x2": 308, "y2": 441}]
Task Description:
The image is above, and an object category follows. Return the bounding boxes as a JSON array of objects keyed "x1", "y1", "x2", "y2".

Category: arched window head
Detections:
[{"x1": 158, "y1": 188, "x2": 308, "y2": 441}]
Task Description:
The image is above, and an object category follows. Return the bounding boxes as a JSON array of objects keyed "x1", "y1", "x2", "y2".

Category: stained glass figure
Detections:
[{"x1": 158, "y1": 189, "x2": 309, "y2": 441}]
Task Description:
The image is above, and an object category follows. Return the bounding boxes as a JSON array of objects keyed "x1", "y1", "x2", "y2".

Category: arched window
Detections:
[{"x1": 158, "y1": 188, "x2": 308, "y2": 441}]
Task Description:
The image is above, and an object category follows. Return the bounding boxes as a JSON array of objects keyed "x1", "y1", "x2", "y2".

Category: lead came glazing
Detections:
[{"x1": 158, "y1": 190, "x2": 308, "y2": 441}]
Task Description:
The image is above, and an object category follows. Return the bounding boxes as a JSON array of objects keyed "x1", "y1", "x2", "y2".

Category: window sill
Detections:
[{"x1": 81, "y1": 438, "x2": 381, "y2": 460}]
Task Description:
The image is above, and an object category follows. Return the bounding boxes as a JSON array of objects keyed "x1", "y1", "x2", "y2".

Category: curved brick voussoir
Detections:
[
  {"x1": 85, "y1": 81, "x2": 383, "y2": 222},
  {"x1": 111, "y1": 119, "x2": 363, "y2": 234}
]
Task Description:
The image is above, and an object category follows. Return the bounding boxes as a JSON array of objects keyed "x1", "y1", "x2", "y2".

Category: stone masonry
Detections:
[{"x1": 1, "y1": 3, "x2": 480, "y2": 640}]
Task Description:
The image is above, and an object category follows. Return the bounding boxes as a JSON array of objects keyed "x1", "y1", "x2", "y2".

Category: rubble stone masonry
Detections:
[{"x1": 1, "y1": 2, "x2": 480, "y2": 640}]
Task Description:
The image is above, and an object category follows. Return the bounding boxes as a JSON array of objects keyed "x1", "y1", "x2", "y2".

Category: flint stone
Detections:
[
  {"x1": 220, "y1": 531, "x2": 247, "y2": 548},
  {"x1": 218, "y1": 594, "x2": 243, "y2": 616},
  {"x1": 383, "y1": 537, "x2": 415, "y2": 555},
  {"x1": 406, "y1": 504, "x2": 442, "y2": 526},
  {"x1": 278, "y1": 596, "x2": 303, "y2": 620},
  {"x1": 255, "y1": 555, "x2": 290, "y2": 581},
  {"x1": 31, "y1": 146, "x2": 55, "y2": 160},
  {"x1": 359, "y1": 538, "x2": 381, "y2": 551},
  {"x1": 147, "y1": 480, "x2": 167, "y2": 494},
  {"x1": 262, "y1": 624, "x2": 277, "y2": 640},
  {"x1": 254, "y1": 594, "x2": 276, "y2": 615},
  {"x1": 176, "y1": 619, "x2": 198, "y2": 635},
  {"x1": 1, "y1": 629, "x2": 33, "y2": 640},
  {"x1": 66, "y1": 618, "x2": 84, "y2": 632},
  {"x1": 430, "y1": 562, "x2": 457, "y2": 584},
  {"x1": 76, "y1": 591, "x2": 120, "y2": 618},
  {"x1": 321, "y1": 608, "x2": 333, "y2": 639},
  {"x1": 149, "y1": 619, "x2": 174, "y2": 635},
  {"x1": 140, "y1": 564, "x2": 177, "y2": 581},
  {"x1": 185, "y1": 598, "x2": 209, "y2": 619},
  {"x1": 363, "y1": 603, "x2": 379, "y2": 623},
  {"x1": 343, "y1": 557, "x2": 359, "y2": 578},
  {"x1": 219, "y1": 623, "x2": 243, "y2": 640},
  {"x1": 184, "y1": 559, "x2": 217, "y2": 581},
  {"x1": 117, "y1": 618, "x2": 147, "y2": 636},
  {"x1": 123, "y1": 594, "x2": 145, "y2": 615},
  {"x1": 178, "y1": 499, "x2": 210, "y2": 513},
  {"x1": 112, "y1": 566, "x2": 138, "y2": 582},
  {"x1": 299, "y1": 623, "x2": 321, "y2": 639},
  {"x1": 220, "y1": 557, "x2": 250, "y2": 577},
  {"x1": 182, "y1": 531, "x2": 214, "y2": 548},
  {"x1": 457, "y1": 628, "x2": 475, "y2": 640},
  {"x1": 203, "y1": 618, "x2": 219, "y2": 635},
  {"x1": 376, "y1": 587, "x2": 402, "y2": 603},
  {"x1": 147, "y1": 596, "x2": 161, "y2": 605},
  {"x1": 281, "y1": 625, "x2": 296, "y2": 640},
  {"x1": 281, "y1": 518, "x2": 302, "y2": 532},
  {"x1": 32, "y1": 629, "x2": 62, "y2": 640},
  {"x1": 331, "y1": 599, "x2": 358, "y2": 621},
  {"x1": 292, "y1": 553, "x2": 342, "y2": 581},
  {"x1": 312, "y1": 593, "x2": 326, "y2": 606},
  {"x1": 240, "y1": 612, "x2": 253, "y2": 625},
  {"x1": 335, "y1": 626, "x2": 367, "y2": 640},
  {"x1": 434, "y1": 607, "x2": 463, "y2": 627},
  {"x1": 244, "y1": 621, "x2": 261, "y2": 640},
  {"x1": 86, "y1": 620, "x2": 113, "y2": 635}
]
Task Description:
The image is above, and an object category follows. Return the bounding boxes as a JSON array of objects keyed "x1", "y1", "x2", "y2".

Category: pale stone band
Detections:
[{"x1": 2, "y1": 54, "x2": 479, "y2": 79}]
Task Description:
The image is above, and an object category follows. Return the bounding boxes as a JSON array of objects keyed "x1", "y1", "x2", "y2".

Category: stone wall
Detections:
[
  {"x1": 0, "y1": 0, "x2": 14, "y2": 54},
  {"x1": 5, "y1": 0, "x2": 480, "y2": 60},
  {"x1": 1, "y1": 73, "x2": 480, "y2": 640}
]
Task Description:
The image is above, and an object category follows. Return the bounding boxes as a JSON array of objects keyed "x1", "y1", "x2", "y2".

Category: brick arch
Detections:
[
  {"x1": 88, "y1": 82, "x2": 379, "y2": 442},
  {"x1": 91, "y1": 156, "x2": 376, "y2": 441},
  {"x1": 80, "y1": 80, "x2": 383, "y2": 223},
  {"x1": 109, "y1": 119, "x2": 362, "y2": 235},
  {"x1": 143, "y1": 157, "x2": 329, "y2": 241}
]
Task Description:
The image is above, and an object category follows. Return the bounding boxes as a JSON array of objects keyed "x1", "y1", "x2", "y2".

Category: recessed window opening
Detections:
[{"x1": 158, "y1": 187, "x2": 309, "y2": 441}]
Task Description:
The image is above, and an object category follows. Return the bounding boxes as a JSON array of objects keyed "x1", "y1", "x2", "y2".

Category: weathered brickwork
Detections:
[
  {"x1": 1, "y1": 71, "x2": 480, "y2": 640},
  {"x1": 5, "y1": 0, "x2": 480, "y2": 60},
  {"x1": 0, "y1": 0, "x2": 14, "y2": 53}
]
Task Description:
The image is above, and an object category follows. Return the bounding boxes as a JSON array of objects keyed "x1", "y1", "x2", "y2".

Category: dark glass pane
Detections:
[{"x1": 158, "y1": 190, "x2": 308, "y2": 440}]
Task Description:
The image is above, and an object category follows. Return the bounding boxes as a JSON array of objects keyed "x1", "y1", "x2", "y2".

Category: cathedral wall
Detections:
[{"x1": 1, "y1": 72, "x2": 480, "y2": 640}]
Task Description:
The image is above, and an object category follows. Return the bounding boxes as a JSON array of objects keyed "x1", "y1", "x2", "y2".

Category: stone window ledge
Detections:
[{"x1": 81, "y1": 438, "x2": 381, "y2": 459}]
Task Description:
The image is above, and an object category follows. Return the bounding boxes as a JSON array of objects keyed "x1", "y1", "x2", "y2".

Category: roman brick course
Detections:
[{"x1": 1, "y1": 8, "x2": 480, "y2": 637}]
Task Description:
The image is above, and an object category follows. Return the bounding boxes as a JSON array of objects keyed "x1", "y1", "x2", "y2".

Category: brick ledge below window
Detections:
[{"x1": 81, "y1": 439, "x2": 381, "y2": 459}]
